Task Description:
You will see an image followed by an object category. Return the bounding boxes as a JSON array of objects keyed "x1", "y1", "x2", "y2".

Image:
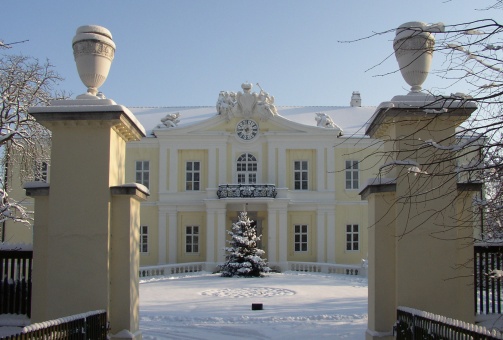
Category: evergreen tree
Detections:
[{"x1": 220, "y1": 211, "x2": 270, "y2": 277}]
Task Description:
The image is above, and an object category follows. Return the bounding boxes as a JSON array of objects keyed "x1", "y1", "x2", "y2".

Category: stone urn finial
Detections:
[
  {"x1": 72, "y1": 25, "x2": 116, "y2": 99},
  {"x1": 393, "y1": 21, "x2": 435, "y2": 94}
]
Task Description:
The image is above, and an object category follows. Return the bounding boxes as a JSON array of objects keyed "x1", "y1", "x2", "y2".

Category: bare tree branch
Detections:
[
  {"x1": 339, "y1": 6, "x2": 503, "y2": 246},
  {"x1": 0, "y1": 53, "x2": 66, "y2": 225}
]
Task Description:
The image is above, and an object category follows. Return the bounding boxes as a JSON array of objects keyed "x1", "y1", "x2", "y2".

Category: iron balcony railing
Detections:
[{"x1": 217, "y1": 184, "x2": 277, "y2": 198}]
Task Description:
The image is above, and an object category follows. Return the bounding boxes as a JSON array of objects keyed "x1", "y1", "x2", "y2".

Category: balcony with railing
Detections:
[{"x1": 217, "y1": 184, "x2": 277, "y2": 199}]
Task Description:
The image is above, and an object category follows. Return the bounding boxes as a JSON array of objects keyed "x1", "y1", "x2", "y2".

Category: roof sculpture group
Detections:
[{"x1": 216, "y1": 82, "x2": 278, "y2": 121}]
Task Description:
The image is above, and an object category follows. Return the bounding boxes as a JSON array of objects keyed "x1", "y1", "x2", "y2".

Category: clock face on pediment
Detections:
[{"x1": 236, "y1": 119, "x2": 259, "y2": 141}]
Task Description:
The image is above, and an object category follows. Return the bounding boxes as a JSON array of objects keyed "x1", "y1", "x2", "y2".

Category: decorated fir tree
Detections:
[{"x1": 220, "y1": 211, "x2": 270, "y2": 277}]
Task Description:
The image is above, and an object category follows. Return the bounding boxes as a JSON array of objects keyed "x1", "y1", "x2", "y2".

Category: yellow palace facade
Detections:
[{"x1": 5, "y1": 83, "x2": 381, "y2": 271}]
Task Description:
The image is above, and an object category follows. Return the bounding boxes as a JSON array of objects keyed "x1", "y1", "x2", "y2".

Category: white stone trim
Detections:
[
  {"x1": 316, "y1": 209, "x2": 325, "y2": 262},
  {"x1": 158, "y1": 211, "x2": 167, "y2": 264},
  {"x1": 168, "y1": 147, "x2": 178, "y2": 192},
  {"x1": 167, "y1": 209, "x2": 177, "y2": 263}
]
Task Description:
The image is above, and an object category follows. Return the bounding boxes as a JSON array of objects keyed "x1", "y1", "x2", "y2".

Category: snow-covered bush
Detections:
[{"x1": 219, "y1": 211, "x2": 270, "y2": 277}]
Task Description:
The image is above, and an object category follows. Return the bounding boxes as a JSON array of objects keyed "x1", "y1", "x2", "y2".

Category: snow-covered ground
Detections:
[
  {"x1": 139, "y1": 271, "x2": 368, "y2": 339},
  {"x1": 0, "y1": 272, "x2": 368, "y2": 339},
  {"x1": 2, "y1": 271, "x2": 502, "y2": 339}
]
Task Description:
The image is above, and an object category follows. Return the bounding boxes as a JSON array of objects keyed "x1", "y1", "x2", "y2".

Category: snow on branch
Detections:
[
  {"x1": 486, "y1": 269, "x2": 503, "y2": 279},
  {"x1": 0, "y1": 181, "x2": 31, "y2": 224},
  {"x1": 379, "y1": 160, "x2": 428, "y2": 176},
  {"x1": 420, "y1": 135, "x2": 480, "y2": 151},
  {"x1": 0, "y1": 131, "x2": 18, "y2": 144},
  {"x1": 407, "y1": 166, "x2": 428, "y2": 176},
  {"x1": 424, "y1": 22, "x2": 445, "y2": 33},
  {"x1": 462, "y1": 29, "x2": 485, "y2": 35},
  {"x1": 483, "y1": 44, "x2": 503, "y2": 51},
  {"x1": 447, "y1": 43, "x2": 502, "y2": 72}
]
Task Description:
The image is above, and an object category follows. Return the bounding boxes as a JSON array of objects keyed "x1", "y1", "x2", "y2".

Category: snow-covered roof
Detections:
[{"x1": 129, "y1": 105, "x2": 376, "y2": 137}]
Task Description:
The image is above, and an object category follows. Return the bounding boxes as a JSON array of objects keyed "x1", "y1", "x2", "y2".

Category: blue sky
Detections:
[{"x1": 0, "y1": 1, "x2": 497, "y2": 107}]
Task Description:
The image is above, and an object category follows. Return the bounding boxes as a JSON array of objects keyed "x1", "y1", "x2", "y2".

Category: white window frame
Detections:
[
  {"x1": 236, "y1": 153, "x2": 257, "y2": 184},
  {"x1": 346, "y1": 224, "x2": 359, "y2": 251},
  {"x1": 140, "y1": 225, "x2": 149, "y2": 253},
  {"x1": 345, "y1": 160, "x2": 359, "y2": 190},
  {"x1": 294, "y1": 160, "x2": 309, "y2": 190},
  {"x1": 136, "y1": 160, "x2": 150, "y2": 189},
  {"x1": 186, "y1": 161, "x2": 200, "y2": 191},
  {"x1": 185, "y1": 225, "x2": 199, "y2": 254},
  {"x1": 294, "y1": 224, "x2": 308, "y2": 252}
]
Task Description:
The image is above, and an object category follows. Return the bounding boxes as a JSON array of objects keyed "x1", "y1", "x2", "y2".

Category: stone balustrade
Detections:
[{"x1": 139, "y1": 261, "x2": 366, "y2": 278}]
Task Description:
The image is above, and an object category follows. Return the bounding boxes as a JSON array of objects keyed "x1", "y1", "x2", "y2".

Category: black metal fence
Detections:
[
  {"x1": 0, "y1": 310, "x2": 108, "y2": 340},
  {"x1": 475, "y1": 245, "x2": 503, "y2": 315},
  {"x1": 0, "y1": 250, "x2": 33, "y2": 317},
  {"x1": 396, "y1": 307, "x2": 503, "y2": 339}
]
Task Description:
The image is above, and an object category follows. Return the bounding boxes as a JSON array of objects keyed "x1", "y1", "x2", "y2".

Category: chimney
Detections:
[{"x1": 350, "y1": 91, "x2": 361, "y2": 107}]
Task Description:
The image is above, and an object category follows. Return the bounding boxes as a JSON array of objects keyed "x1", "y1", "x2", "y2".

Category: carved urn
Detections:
[
  {"x1": 72, "y1": 25, "x2": 116, "y2": 98},
  {"x1": 393, "y1": 21, "x2": 435, "y2": 94}
]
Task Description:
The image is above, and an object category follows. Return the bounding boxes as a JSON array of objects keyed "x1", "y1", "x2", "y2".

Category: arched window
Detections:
[{"x1": 237, "y1": 153, "x2": 257, "y2": 184}]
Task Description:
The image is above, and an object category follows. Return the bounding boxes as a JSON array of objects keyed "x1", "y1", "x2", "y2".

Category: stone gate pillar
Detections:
[
  {"x1": 361, "y1": 95, "x2": 479, "y2": 338},
  {"x1": 27, "y1": 101, "x2": 147, "y2": 339},
  {"x1": 25, "y1": 25, "x2": 147, "y2": 339},
  {"x1": 360, "y1": 22, "x2": 481, "y2": 339}
]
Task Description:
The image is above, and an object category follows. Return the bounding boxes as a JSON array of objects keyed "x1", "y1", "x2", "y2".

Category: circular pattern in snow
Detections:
[{"x1": 200, "y1": 287, "x2": 296, "y2": 298}]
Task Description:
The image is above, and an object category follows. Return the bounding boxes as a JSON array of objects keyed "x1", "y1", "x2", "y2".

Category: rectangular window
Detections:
[
  {"x1": 346, "y1": 224, "x2": 359, "y2": 251},
  {"x1": 140, "y1": 225, "x2": 149, "y2": 253},
  {"x1": 34, "y1": 161, "x2": 48, "y2": 182},
  {"x1": 345, "y1": 160, "x2": 359, "y2": 189},
  {"x1": 136, "y1": 161, "x2": 150, "y2": 189},
  {"x1": 185, "y1": 226, "x2": 199, "y2": 253},
  {"x1": 294, "y1": 161, "x2": 308, "y2": 190},
  {"x1": 294, "y1": 224, "x2": 308, "y2": 252},
  {"x1": 186, "y1": 161, "x2": 200, "y2": 191}
]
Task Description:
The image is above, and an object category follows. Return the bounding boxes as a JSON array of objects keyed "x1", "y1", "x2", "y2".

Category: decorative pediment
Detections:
[{"x1": 216, "y1": 82, "x2": 278, "y2": 121}]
